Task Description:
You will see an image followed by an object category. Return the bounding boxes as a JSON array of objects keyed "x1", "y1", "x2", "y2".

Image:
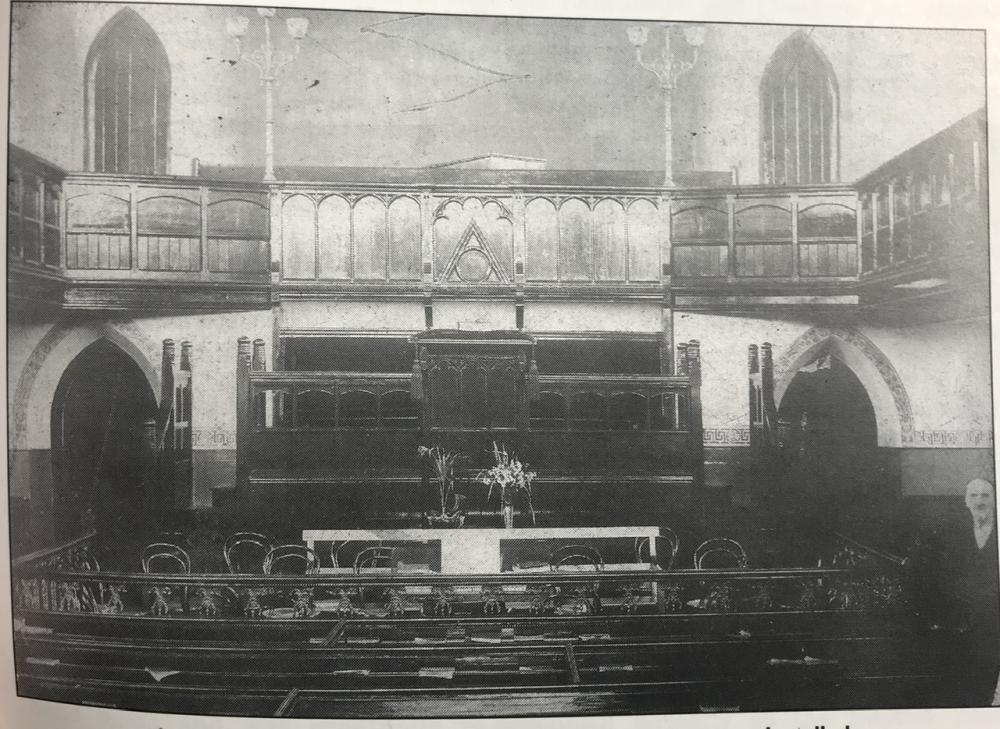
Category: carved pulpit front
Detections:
[{"x1": 410, "y1": 330, "x2": 537, "y2": 467}]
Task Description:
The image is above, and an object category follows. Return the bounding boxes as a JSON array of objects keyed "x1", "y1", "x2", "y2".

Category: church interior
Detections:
[{"x1": 7, "y1": 3, "x2": 997, "y2": 717}]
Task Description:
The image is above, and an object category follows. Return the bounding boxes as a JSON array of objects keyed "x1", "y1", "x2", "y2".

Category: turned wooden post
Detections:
[
  {"x1": 761, "y1": 342, "x2": 776, "y2": 443},
  {"x1": 748, "y1": 344, "x2": 761, "y2": 442},
  {"x1": 235, "y1": 337, "x2": 252, "y2": 489},
  {"x1": 686, "y1": 340, "x2": 705, "y2": 486}
]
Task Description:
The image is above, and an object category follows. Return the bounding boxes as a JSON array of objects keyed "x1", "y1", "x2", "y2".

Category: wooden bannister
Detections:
[{"x1": 856, "y1": 108, "x2": 986, "y2": 276}]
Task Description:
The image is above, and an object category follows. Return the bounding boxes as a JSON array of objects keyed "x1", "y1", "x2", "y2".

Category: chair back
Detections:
[
  {"x1": 263, "y1": 544, "x2": 319, "y2": 575},
  {"x1": 635, "y1": 528, "x2": 680, "y2": 569},
  {"x1": 224, "y1": 532, "x2": 274, "y2": 574},
  {"x1": 332, "y1": 540, "x2": 383, "y2": 570},
  {"x1": 693, "y1": 538, "x2": 748, "y2": 569},
  {"x1": 354, "y1": 546, "x2": 397, "y2": 574},
  {"x1": 550, "y1": 545, "x2": 604, "y2": 571},
  {"x1": 141, "y1": 543, "x2": 191, "y2": 574}
]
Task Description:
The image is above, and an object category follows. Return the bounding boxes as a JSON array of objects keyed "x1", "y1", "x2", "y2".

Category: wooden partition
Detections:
[{"x1": 235, "y1": 334, "x2": 704, "y2": 489}]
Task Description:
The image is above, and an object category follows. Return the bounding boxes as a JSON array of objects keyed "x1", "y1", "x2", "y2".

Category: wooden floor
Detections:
[{"x1": 15, "y1": 609, "x2": 970, "y2": 718}]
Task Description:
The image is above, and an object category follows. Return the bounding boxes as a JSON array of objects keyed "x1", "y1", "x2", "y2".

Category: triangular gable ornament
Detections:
[{"x1": 440, "y1": 221, "x2": 509, "y2": 283}]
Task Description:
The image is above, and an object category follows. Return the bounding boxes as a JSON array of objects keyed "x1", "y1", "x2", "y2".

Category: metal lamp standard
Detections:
[
  {"x1": 226, "y1": 8, "x2": 310, "y2": 183},
  {"x1": 627, "y1": 24, "x2": 706, "y2": 187}
]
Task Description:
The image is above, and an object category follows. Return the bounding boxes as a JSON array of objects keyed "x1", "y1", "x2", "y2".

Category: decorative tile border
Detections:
[
  {"x1": 703, "y1": 428, "x2": 751, "y2": 446},
  {"x1": 192, "y1": 427, "x2": 236, "y2": 449},
  {"x1": 910, "y1": 430, "x2": 993, "y2": 448}
]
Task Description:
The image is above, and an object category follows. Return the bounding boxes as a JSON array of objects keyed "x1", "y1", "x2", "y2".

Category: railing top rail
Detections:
[
  {"x1": 855, "y1": 107, "x2": 985, "y2": 188},
  {"x1": 832, "y1": 531, "x2": 909, "y2": 568},
  {"x1": 9, "y1": 145, "x2": 67, "y2": 180},
  {"x1": 537, "y1": 374, "x2": 690, "y2": 386},
  {"x1": 250, "y1": 371, "x2": 412, "y2": 385},
  {"x1": 17, "y1": 565, "x2": 856, "y2": 585},
  {"x1": 62, "y1": 171, "x2": 270, "y2": 193},
  {"x1": 12, "y1": 530, "x2": 98, "y2": 568}
]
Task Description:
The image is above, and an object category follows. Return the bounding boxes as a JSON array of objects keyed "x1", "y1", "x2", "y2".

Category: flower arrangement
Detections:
[
  {"x1": 478, "y1": 442, "x2": 537, "y2": 526},
  {"x1": 417, "y1": 445, "x2": 463, "y2": 519}
]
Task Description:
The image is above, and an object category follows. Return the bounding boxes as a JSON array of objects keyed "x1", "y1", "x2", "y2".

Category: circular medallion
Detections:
[{"x1": 455, "y1": 249, "x2": 492, "y2": 282}]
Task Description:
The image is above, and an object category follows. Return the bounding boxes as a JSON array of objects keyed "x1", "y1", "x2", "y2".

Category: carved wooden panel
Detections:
[
  {"x1": 65, "y1": 233, "x2": 130, "y2": 269},
  {"x1": 594, "y1": 199, "x2": 626, "y2": 281},
  {"x1": 281, "y1": 194, "x2": 315, "y2": 279},
  {"x1": 137, "y1": 192, "x2": 200, "y2": 236},
  {"x1": 208, "y1": 238, "x2": 269, "y2": 273},
  {"x1": 627, "y1": 199, "x2": 659, "y2": 282},
  {"x1": 66, "y1": 186, "x2": 130, "y2": 232},
  {"x1": 138, "y1": 236, "x2": 201, "y2": 271},
  {"x1": 317, "y1": 195, "x2": 351, "y2": 279},
  {"x1": 207, "y1": 194, "x2": 269, "y2": 240},
  {"x1": 388, "y1": 196, "x2": 421, "y2": 281},
  {"x1": 525, "y1": 197, "x2": 558, "y2": 281},
  {"x1": 559, "y1": 198, "x2": 591, "y2": 281},
  {"x1": 354, "y1": 195, "x2": 387, "y2": 280},
  {"x1": 433, "y1": 198, "x2": 513, "y2": 282}
]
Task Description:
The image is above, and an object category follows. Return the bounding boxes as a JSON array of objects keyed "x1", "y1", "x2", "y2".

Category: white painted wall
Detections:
[{"x1": 9, "y1": 5, "x2": 984, "y2": 180}]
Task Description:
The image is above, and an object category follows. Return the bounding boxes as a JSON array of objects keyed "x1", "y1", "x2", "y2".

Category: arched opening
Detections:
[
  {"x1": 775, "y1": 351, "x2": 882, "y2": 524},
  {"x1": 51, "y1": 339, "x2": 158, "y2": 540},
  {"x1": 85, "y1": 9, "x2": 171, "y2": 174}
]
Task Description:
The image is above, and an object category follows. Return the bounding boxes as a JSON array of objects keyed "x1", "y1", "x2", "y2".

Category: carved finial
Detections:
[
  {"x1": 252, "y1": 339, "x2": 266, "y2": 371},
  {"x1": 748, "y1": 344, "x2": 759, "y2": 374},
  {"x1": 686, "y1": 340, "x2": 701, "y2": 381},
  {"x1": 180, "y1": 341, "x2": 193, "y2": 371}
]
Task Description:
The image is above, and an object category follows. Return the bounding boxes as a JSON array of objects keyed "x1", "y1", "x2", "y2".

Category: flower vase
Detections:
[{"x1": 502, "y1": 504, "x2": 514, "y2": 529}]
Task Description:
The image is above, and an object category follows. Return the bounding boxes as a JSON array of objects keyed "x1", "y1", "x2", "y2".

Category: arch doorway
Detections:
[
  {"x1": 775, "y1": 352, "x2": 881, "y2": 522},
  {"x1": 51, "y1": 340, "x2": 158, "y2": 539}
]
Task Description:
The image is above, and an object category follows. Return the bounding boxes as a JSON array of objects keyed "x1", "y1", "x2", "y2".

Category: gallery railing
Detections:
[
  {"x1": 8, "y1": 146, "x2": 65, "y2": 270},
  {"x1": 14, "y1": 538, "x2": 908, "y2": 622},
  {"x1": 275, "y1": 182, "x2": 861, "y2": 287},
  {"x1": 13, "y1": 106, "x2": 986, "y2": 301},
  {"x1": 7, "y1": 146, "x2": 272, "y2": 288},
  {"x1": 856, "y1": 108, "x2": 986, "y2": 274},
  {"x1": 59, "y1": 172, "x2": 271, "y2": 280}
]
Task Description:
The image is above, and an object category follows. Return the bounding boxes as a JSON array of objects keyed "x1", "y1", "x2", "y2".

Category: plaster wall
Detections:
[
  {"x1": 523, "y1": 301, "x2": 661, "y2": 333},
  {"x1": 10, "y1": 5, "x2": 984, "y2": 180},
  {"x1": 673, "y1": 25, "x2": 984, "y2": 182}
]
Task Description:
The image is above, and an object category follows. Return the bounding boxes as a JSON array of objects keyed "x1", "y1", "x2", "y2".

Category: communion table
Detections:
[{"x1": 302, "y1": 526, "x2": 664, "y2": 574}]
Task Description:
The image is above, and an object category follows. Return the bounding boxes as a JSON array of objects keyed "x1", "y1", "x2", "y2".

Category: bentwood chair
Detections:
[
  {"x1": 354, "y1": 546, "x2": 397, "y2": 574},
  {"x1": 549, "y1": 545, "x2": 603, "y2": 615},
  {"x1": 263, "y1": 544, "x2": 319, "y2": 575},
  {"x1": 140, "y1": 543, "x2": 192, "y2": 615},
  {"x1": 332, "y1": 540, "x2": 382, "y2": 570},
  {"x1": 549, "y1": 545, "x2": 604, "y2": 571},
  {"x1": 141, "y1": 543, "x2": 191, "y2": 574},
  {"x1": 224, "y1": 532, "x2": 275, "y2": 574},
  {"x1": 693, "y1": 538, "x2": 748, "y2": 569},
  {"x1": 635, "y1": 528, "x2": 681, "y2": 570},
  {"x1": 353, "y1": 546, "x2": 398, "y2": 605}
]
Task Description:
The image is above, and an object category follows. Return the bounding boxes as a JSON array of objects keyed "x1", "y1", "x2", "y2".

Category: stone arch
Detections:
[
  {"x1": 774, "y1": 326, "x2": 914, "y2": 447},
  {"x1": 12, "y1": 319, "x2": 160, "y2": 450}
]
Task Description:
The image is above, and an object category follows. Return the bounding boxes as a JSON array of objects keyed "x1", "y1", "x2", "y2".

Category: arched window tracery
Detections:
[
  {"x1": 760, "y1": 33, "x2": 839, "y2": 185},
  {"x1": 85, "y1": 9, "x2": 171, "y2": 174}
]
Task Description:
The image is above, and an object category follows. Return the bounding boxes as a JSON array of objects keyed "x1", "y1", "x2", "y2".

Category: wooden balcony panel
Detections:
[{"x1": 857, "y1": 108, "x2": 986, "y2": 279}]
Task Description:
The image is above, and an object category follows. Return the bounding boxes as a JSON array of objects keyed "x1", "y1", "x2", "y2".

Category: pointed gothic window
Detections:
[
  {"x1": 85, "y1": 9, "x2": 171, "y2": 174},
  {"x1": 760, "y1": 33, "x2": 838, "y2": 185}
]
